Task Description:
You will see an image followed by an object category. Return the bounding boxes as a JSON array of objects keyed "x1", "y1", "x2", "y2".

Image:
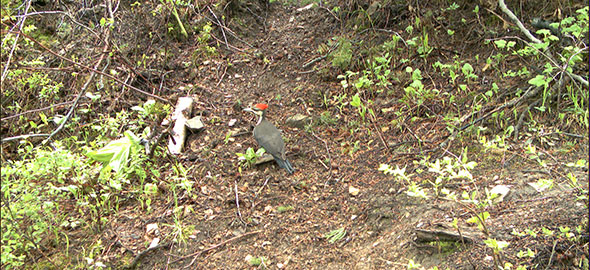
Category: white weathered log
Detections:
[{"x1": 168, "y1": 97, "x2": 194, "y2": 154}]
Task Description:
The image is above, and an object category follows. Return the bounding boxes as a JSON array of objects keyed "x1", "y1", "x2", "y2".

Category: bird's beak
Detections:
[{"x1": 243, "y1": 108, "x2": 254, "y2": 113}]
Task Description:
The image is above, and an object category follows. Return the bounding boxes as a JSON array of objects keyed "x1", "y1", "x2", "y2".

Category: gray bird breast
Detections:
[{"x1": 253, "y1": 120, "x2": 287, "y2": 160}]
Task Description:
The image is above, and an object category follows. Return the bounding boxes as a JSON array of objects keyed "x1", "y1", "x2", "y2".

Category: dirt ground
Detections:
[
  {"x1": 2, "y1": 0, "x2": 588, "y2": 269},
  {"x1": 93, "y1": 1, "x2": 589, "y2": 269}
]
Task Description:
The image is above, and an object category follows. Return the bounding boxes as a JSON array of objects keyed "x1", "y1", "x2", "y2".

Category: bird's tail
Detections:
[{"x1": 276, "y1": 158, "x2": 295, "y2": 174}]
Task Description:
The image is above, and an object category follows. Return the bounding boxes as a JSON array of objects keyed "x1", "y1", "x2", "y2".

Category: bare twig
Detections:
[
  {"x1": 497, "y1": 0, "x2": 542, "y2": 44},
  {"x1": 216, "y1": 65, "x2": 227, "y2": 87},
  {"x1": 201, "y1": 7, "x2": 252, "y2": 49},
  {"x1": 1, "y1": 26, "x2": 170, "y2": 103},
  {"x1": 302, "y1": 41, "x2": 339, "y2": 69},
  {"x1": 545, "y1": 240, "x2": 559, "y2": 270},
  {"x1": 1, "y1": 0, "x2": 31, "y2": 85},
  {"x1": 497, "y1": 0, "x2": 589, "y2": 87},
  {"x1": 234, "y1": 180, "x2": 244, "y2": 223},
  {"x1": 174, "y1": 230, "x2": 263, "y2": 268},
  {"x1": 514, "y1": 99, "x2": 541, "y2": 140},
  {"x1": 252, "y1": 176, "x2": 271, "y2": 205},
  {"x1": 1, "y1": 101, "x2": 77, "y2": 121},
  {"x1": 311, "y1": 131, "x2": 333, "y2": 183},
  {"x1": 434, "y1": 86, "x2": 540, "y2": 151},
  {"x1": 1, "y1": 133, "x2": 51, "y2": 143},
  {"x1": 207, "y1": 6, "x2": 228, "y2": 50},
  {"x1": 123, "y1": 243, "x2": 169, "y2": 269},
  {"x1": 43, "y1": 70, "x2": 96, "y2": 143},
  {"x1": 318, "y1": 1, "x2": 340, "y2": 23},
  {"x1": 372, "y1": 121, "x2": 390, "y2": 152}
]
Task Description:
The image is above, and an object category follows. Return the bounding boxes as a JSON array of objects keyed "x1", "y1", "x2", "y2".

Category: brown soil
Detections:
[
  {"x1": 110, "y1": 2, "x2": 587, "y2": 269},
  {"x1": 2, "y1": 0, "x2": 588, "y2": 269}
]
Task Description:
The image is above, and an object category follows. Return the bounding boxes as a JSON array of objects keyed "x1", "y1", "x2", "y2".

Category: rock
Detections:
[
  {"x1": 186, "y1": 116, "x2": 204, "y2": 131},
  {"x1": 349, "y1": 185, "x2": 360, "y2": 196},
  {"x1": 254, "y1": 153, "x2": 275, "y2": 165},
  {"x1": 490, "y1": 185, "x2": 511, "y2": 203},
  {"x1": 146, "y1": 223, "x2": 159, "y2": 236},
  {"x1": 285, "y1": 114, "x2": 312, "y2": 129}
]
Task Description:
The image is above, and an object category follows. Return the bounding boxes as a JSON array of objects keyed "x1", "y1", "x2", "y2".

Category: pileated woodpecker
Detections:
[{"x1": 244, "y1": 103, "x2": 295, "y2": 174}]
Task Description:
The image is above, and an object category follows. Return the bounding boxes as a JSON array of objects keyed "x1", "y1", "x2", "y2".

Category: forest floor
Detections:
[
  {"x1": 115, "y1": 1, "x2": 588, "y2": 269},
  {"x1": 1, "y1": 0, "x2": 588, "y2": 269}
]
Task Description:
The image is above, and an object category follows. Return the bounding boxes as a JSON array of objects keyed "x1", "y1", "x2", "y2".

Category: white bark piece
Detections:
[{"x1": 168, "y1": 97, "x2": 194, "y2": 154}]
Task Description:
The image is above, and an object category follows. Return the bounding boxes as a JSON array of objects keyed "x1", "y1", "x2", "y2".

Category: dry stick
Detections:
[
  {"x1": 44, "y1": 59, "x2": 103, "y2": 143},
  {"x1": 318, "y1": 0, "x2": 340, "y2": 23},
  {"x1": 497, "y1": 0, "x2": 542, "y2": 44},
  {"x1": 302, "y1": 42, "x2": 339, "y2": 69},
  {"x1": 175, "y1": 230, "x2": 263, "y2": 268},
  {"x1": 234, "y1": 180, "x2": 244, "y2": 224},
  {"x1": 1, "y1": 53, "x2": 105, "y2": 144},
  {"x1": 1, "y1": 133, "x2": 51, "y2": 143},
  {"x1": 252, "y1": 176, "x2": 270, "y2": 208},
  {"x1": 0, "y1": 0, "x2": 31, "y2": 85},
  {"x1": 513, "y1": 99, "x2": 541, "y2": 140},
  {"x1": 545, "y1": 240, "x2": 559, "y2": 270},
  {"x1": 202, "y1": 13, "x2": 252, "y2": 49},
  {"x1": 498, "y1": 0, "x2": 588, "y2": 87},
  {"x1": 252, "y1": 176, "x2": 272, "y2": 207},
  {"x1": 216, "y1": 65, "x2": 227, "y2": 87},
  {"x1": 311, "y1": 131, "x2": 333, "y2": 183},
  {"x1": 207, "y1": 6, "x2": 229, "y2": 50},
  {"x1": 372, "y1": 121, "x2": 390, "y2": 153},
  {"x1": 2, "y1": 8, "x2": 100, "y2": 84},
  {"x1": 208, "y1": 32, "x2": 245, "y2": 52},
  {"x1": 0, "y1": 26, "x2": 170, "y2": 104},
  {"x1": 436, "y1": 86, "x2": 540, "y2": 151}
]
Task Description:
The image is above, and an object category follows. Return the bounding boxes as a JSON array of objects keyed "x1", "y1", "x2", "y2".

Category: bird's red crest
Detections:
[{"x1": 255, "y1": 103, "x2": 268, "y2": 110}]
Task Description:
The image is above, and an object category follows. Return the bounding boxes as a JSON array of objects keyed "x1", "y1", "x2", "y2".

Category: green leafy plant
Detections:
[
  {"x1": 330, "y1": 37, "x2": 352, "y2": 70},
  {"x1": 1, "y1": 143, "x2": 95, "y2": 269},
  {"x1": 325, "y1": 227, "x2": 346, "y2": 243},
  {"x1": 402, "y1": 67, "x2": 439, "y2": 106},
  {"x1": 86, "y1": 131, "x2": 143, "y2": 173},
  {"x1": 349, "y1": 93, "x2": 374, "y2": 121},
  {"x1": 236, "y1": 147, "x2": 266, "y2": 168}
]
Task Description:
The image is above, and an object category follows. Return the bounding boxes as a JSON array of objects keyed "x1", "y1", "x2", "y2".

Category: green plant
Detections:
[
  {"x1": 565, "y1": 172, "x2": 589, "y2": 202},
  {"x1": 337, "y1": 52, "x2": 393, "y2": 95},
  {"x1": 1, "y1": 143, "x2": 97, "y2": 268},
  {"x1": 325, "y1": 227, "x2": 346, "y2": 243},
  {"x1": 236, "y1": 147, "x2": 266, "y2": 168},
  {"x1": 349, "y1": 93, "x2": 374, "y2": 122},
  {"x1": 86, "y1": 130, "x2": 143, "y2": 173},
  {"x1": 192, "y1": 21, "x2": 217, "y2": 60},
  {"x1": 379, "y1": 153, "x2": 518, "y2": 268},
  {"x1": 488, "y1": 7, "x2": 588, "y2": 125},
  {"x1": 246, "y1": 255, "x2": 268, "y2": 266},
  {"x1": 131, "y1": 99, "x2": 171, "y2": 122},
  {"x1": 277, "y1": 205, "x2": 294, "y2": 213},
  {"x1": 330, "y1": 37, "x2": 352, "y2": 70},
  {"x1": 332, "y1": 93, "x2": 348, "y2": 113},
  {"x1": 402, "y1": 67, "x2": 439, "y2": 106}
]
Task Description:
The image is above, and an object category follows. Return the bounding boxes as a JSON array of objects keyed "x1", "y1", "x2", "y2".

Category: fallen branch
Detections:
[
  {"x1": 497, "y1": 0, "x2": 588, "y2": 88},
  {"x1": 497, "y1": 0, "x2": 542, "y2": 44},
  {"x1": 434, "y1": 86, "x2": 540, "y2": 151},
  {"x1": 44, "y1": 55, "x2": 106, "y2": 144}
]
